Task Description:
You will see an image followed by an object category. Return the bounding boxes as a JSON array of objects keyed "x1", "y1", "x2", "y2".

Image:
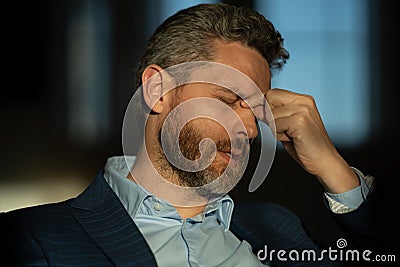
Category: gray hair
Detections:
[
  {"x1": 130, "y1": 3, "x2": 290, "y2": 136},
  {"x1": 134, "y1": 3, "x2": 289, "y2": 91}
]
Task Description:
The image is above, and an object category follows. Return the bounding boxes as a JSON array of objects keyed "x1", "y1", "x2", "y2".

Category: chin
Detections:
[{"x1": 210, "y1": 160, "x2": 229, "y2": 176}]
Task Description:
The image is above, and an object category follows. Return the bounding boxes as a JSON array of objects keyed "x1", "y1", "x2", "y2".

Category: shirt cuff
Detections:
[{"x1": 324, "y1": 167, "x2": 375, "y2": 214}]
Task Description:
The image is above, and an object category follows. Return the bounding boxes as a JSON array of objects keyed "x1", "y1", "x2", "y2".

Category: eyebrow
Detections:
[
  {"x1": 215, "y1": 86, "x2": 261, "y2": 101},
  {"x1": 215, "y1": 87, "x2": 241, "y2": 97}
]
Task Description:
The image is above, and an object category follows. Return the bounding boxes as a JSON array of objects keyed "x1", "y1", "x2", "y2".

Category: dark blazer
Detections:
[
  {"x1": 1, "y1": 170, "x2": 397, "y2": 267},
  {"x1": 324, "y1": 180, "x2": 400, "y2": 258}
]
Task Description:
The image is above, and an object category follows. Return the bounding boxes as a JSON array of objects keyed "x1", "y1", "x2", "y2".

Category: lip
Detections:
[{"x1": 217, "y1": 149, "x2": 242, "y2": 166}]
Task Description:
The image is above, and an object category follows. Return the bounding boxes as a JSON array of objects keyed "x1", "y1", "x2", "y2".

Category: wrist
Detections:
[{"x1": 316, "y1": 156, "x2": 360, "y2": 194}]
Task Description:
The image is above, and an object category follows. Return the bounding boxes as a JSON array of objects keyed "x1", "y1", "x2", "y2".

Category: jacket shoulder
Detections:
[{"x1": 231, "y1": 201, "x2": 317, "y2": 251}]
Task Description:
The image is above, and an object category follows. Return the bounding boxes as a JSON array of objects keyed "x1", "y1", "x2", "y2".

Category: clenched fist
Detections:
[{"x1": 264, "y1": 88, "x2": 359, "y2": 194}]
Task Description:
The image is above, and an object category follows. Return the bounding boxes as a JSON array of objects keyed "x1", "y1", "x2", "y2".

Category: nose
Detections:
[{"x1": 232, "y1": 100, "x2": 258, "y2": 140}]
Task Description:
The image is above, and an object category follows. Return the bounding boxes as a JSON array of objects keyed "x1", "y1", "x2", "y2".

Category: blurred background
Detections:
[{"x1": 1, "y1": 0, "x2": 399, "y2": 248}]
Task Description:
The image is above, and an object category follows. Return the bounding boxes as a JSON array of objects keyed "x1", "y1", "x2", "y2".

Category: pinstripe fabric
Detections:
[
  {"x1": 4, "y1": 170, "x2": 344, "y2": 267},
  {"x1": 230, "y1": 202, "x2": 344, "y2": 267},
  {"x1": 6, "y1": 170, "x2": 157, "y2": 267}
]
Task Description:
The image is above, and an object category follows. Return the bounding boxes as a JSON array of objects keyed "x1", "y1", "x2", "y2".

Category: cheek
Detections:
[{"x1": 192, "y1": 118, "x2": 229, "y2": 140}]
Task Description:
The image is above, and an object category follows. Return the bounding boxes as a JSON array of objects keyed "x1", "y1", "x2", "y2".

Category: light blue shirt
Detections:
[
  {"x1": 103, "y1": 156, "x2": 373, "y2": 266},
  {"x1": 325, "y1": 167, "x2": 372, "y2": 209},
  {"x1": 104, "y1": 156, "x2": 266, "y2": 267}
]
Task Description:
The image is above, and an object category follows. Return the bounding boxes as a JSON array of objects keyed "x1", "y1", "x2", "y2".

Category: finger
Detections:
[
  {"x1": 266, "y1": 88, "x2": 314, "y2": 109},
  {"x1": 262, "y1": 104, "x2": 307, "y2": 128},
  {"x1": 270, "y1": 115, "x2": 292, "y2": 142},
  {"x1": 273, "y1": 114, "x2": 306, "y2": 142}
]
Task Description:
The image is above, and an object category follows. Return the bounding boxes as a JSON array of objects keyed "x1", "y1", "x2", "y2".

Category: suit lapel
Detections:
[{"x1": 72, "y1": 171, "x2": 157, "y2": 266}]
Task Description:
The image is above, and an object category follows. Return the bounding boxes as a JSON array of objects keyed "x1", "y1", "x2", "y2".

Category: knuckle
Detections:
[{"x1": 301, "y1": 93, "x2": 316, "y2": 106}]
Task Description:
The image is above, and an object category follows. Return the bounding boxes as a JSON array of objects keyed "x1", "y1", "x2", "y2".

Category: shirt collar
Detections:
[
  {"x1": 204, "y1": 194, "x2": 234, "y2": 231},
  {"x1": 103, "y1": 155, "x2": 151, "y2": 218},
  {"x1": 103, "y1": 155, "x2": 235, "y2": 230}
]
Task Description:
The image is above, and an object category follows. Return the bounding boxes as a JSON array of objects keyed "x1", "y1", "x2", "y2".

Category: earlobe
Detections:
[{"x1": 142, "y1": 64, "x2": 164, "y2": 113}]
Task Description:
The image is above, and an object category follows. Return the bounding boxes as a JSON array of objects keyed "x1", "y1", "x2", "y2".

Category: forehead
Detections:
[
  {"x1": 212, "y1": 39, "x2": 271, "y2": 94},
  {"x1": 174, "y1": 40, "x2": 271, "y2": 100}
]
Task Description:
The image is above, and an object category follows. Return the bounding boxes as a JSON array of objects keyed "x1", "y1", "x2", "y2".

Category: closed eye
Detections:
[{"x1": 217, "y1": 95, "x2": 240, "y2": 105}]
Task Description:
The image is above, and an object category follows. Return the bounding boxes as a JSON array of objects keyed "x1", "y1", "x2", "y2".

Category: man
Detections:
[{"x1": 2, "y1": 3, "x2": 398, "y2": 267}]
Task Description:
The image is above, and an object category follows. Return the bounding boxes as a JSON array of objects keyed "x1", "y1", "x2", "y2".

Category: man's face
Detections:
[{"x1": 156, "y1": 40, "x2": 271, "y2": 188}]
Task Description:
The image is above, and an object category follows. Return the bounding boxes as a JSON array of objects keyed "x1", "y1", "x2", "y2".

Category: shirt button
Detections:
[{"x1": 154, "y1": 203, "x2": 162, "y2": 211}]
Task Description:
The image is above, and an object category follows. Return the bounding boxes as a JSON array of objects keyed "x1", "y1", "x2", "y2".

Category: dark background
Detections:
[{"x1": 1, "y1": 0, "x2": 399, "y2": 249}]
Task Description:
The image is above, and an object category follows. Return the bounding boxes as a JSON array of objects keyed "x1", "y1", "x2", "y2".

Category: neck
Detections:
[
  {"x1": 127, "y1": 171, "x2": 206, "y2": 219},
  {"x1": 127, "y1": 147, "x2": 207, "y2": 220},
  {"x1": 175, "y1": 205, "x2": 206, "y2": 220}
]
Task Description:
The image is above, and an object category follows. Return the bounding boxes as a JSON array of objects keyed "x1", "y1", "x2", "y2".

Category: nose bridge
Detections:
[{"x1": 232, "y1": 106, "x2": 258, "y2": 139}]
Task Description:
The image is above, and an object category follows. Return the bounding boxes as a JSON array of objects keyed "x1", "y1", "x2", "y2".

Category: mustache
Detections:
[{"x1": 215, "y1": 138, "x2": 251, "y2": 152}]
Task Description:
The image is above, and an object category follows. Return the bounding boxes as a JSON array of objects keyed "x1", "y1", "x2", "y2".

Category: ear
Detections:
[{"x1": 141, "y1": 64, "x2": 165, "y2": 113}]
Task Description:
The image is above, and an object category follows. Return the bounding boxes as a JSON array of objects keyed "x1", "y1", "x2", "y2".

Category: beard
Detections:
[{"x1": 154, "y1": 113, "x2": 250, "y2": 192}]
